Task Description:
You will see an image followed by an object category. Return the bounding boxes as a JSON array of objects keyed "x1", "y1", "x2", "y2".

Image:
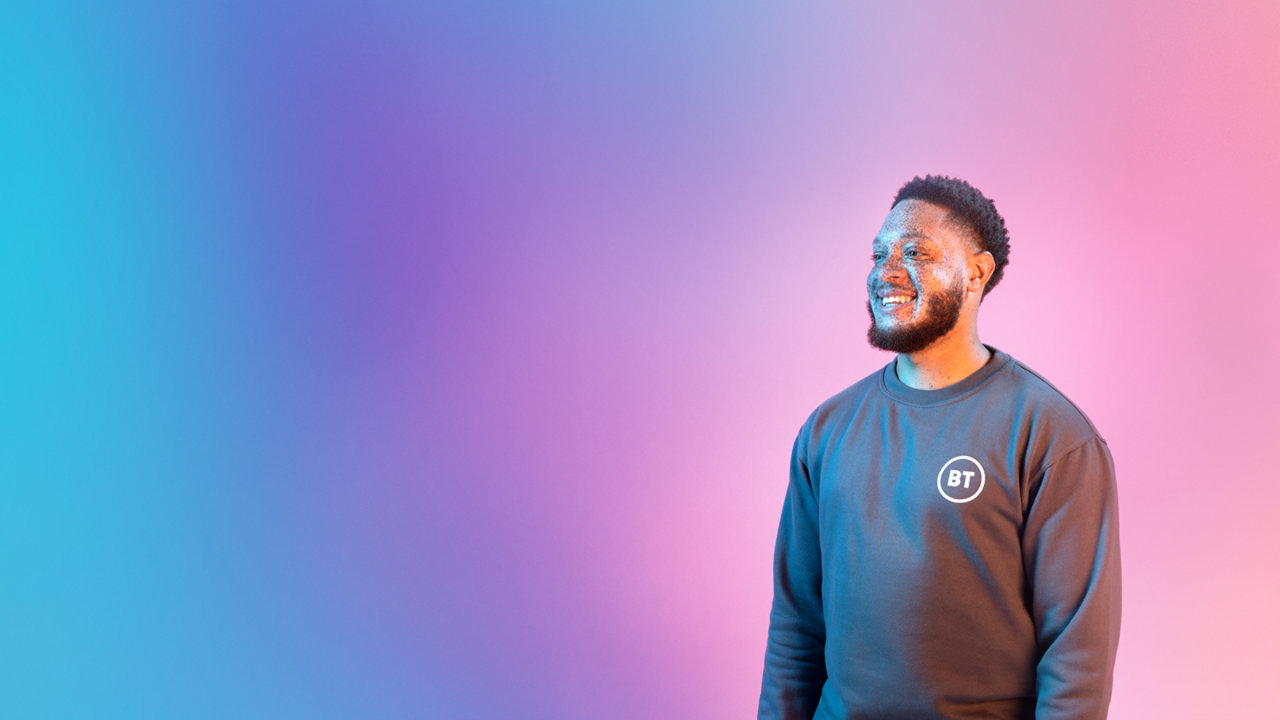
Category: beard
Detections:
[{"x1": 866, "y1": 277, "x2": 965, "y2": 354}]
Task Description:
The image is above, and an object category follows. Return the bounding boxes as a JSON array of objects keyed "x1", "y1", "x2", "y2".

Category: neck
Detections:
[{"x1": 895, "y1": 330, "x2": 991, "y2": 391}]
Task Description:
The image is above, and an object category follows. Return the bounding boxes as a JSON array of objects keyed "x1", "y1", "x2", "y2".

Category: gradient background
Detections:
[{"x1": 3, "y1": 1, "x2": 1279, "y2": 718}]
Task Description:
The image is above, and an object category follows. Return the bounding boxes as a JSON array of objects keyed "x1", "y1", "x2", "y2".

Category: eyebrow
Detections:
[{"x1": 873, "y1": 231, "x2": 936, "y2": 246}]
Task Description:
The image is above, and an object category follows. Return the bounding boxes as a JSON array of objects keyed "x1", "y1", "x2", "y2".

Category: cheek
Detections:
[{"x1": 925, "y1": 265, "x2": 960, "y2": 289}]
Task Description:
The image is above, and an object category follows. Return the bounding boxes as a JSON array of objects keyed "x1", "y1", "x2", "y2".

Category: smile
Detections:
[{"x1": 880, "y1": 295, "x2": 916, "y2": 307}]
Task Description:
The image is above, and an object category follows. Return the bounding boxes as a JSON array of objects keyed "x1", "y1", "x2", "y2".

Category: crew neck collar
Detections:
[{"x1": 879, "y1": 345, "x2": 1011, "y2": 406}]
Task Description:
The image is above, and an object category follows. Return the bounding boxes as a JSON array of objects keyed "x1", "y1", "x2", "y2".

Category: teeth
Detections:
[{"x1": 882, "y1": 295, "x2": 915, "y2": 305}]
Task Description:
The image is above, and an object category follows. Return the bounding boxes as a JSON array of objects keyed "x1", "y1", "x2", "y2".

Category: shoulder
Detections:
[
  {"x1": 806, "y1": 365, "x2": 884, "y2": 429},
  {"x1": 790, "y1": 365, "x2": 888, "y2": 455},
  {"x1": 993, "y1": 353, "x2": 1107, "y2": 460}
]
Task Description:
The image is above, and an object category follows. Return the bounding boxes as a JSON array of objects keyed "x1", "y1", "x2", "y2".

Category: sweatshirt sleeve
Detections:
[
  {"x1": 1022, "y1": 435, "x2": 1122, "y2": 719},
  {"x1": 758, "y1": 427, "x2": 827, "y2": 719}
]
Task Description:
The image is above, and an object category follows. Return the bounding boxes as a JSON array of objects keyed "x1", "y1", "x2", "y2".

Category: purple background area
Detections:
[{"x1": 3, "y1": 1, "x2": 1278, "y2": 717}]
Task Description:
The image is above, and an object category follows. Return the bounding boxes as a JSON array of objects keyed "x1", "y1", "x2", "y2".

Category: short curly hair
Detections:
[{"x1": 892, "y1": 175, "x2": 1011, "y2": 297}]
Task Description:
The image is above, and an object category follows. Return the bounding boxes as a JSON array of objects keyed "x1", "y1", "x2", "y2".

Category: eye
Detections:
[
  {"x1": 903, "y1": 247, "x2": 918, "y2": 259},
  {"x1": 871, "y1": 252, "x2": 885, "y2": 262}
]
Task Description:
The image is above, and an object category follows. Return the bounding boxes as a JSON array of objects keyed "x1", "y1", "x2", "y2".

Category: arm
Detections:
[
  {"x1": 1022, "y1": 436, "x2": 1122, "y2": 719},
  {"x1": 759, "y1": 428, "x2": 826, "y2": 719}
]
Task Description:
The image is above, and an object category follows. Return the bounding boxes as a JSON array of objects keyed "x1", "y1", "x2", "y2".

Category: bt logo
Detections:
[{"x1": 936, "y1": 455, "x2": 986, "y2": 503}]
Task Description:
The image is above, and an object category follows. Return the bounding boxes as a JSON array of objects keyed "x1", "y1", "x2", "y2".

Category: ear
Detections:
[{"x1": 968, "y1": 251, "x2": 995, "y2": 295}]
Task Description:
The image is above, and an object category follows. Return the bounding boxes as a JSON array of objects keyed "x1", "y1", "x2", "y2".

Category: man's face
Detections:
[{"x1": 865, "y1": 199, "x2": 976, "y2": 354}]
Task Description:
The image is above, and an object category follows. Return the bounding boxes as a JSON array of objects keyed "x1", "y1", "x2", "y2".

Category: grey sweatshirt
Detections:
[{"x1": 759, "y1": 348, "x2": 1121, "y2": 720}]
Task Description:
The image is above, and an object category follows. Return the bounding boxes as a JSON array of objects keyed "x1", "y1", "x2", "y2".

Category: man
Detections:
[{"x1": 759, "y1": 175, "x2": 1121, "y2": 719}]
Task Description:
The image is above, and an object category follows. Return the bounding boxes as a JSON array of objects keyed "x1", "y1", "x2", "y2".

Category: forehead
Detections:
[{"x1": 873, "y1": 199, "x2": 975, "y2": 251}]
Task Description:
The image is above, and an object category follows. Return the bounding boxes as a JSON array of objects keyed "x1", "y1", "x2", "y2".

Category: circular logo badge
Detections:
[{"x1": 936, "y1": 455, "x2": 986, "y2": 503}]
